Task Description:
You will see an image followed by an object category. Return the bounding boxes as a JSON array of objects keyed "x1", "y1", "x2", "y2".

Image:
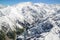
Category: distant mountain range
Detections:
[{"x1": 0, "y1": 2, "x2": 60, "y2": 40}]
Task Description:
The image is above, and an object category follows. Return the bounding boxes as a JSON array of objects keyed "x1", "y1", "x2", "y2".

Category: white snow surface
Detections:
[{"x1": 0, "y1": 2, "x2": 60, "y2": 40}]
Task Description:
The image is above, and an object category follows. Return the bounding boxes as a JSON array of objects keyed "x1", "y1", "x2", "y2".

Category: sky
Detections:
[{"x1": 0, "y1": 0, "x2": 60, "y2": 5}]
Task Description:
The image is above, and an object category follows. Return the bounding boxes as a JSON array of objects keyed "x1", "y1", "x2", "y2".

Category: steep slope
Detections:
[{"x1": 0, "y1": 2, "x2": 60, "y2": 40}]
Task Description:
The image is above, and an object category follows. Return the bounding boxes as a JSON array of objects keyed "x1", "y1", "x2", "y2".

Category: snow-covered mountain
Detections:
[{"x1": 0, "y1": 2, "x2": 60, "y2": 40}]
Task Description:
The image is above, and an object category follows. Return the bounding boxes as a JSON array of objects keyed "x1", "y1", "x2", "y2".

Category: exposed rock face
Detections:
[{"x1": 0, "y1": 2, "x2": 60, "y2": 40}]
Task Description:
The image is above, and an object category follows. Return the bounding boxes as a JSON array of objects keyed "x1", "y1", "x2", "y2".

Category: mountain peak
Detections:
[{"x1": 0, "y1": 2, "x2": 60, "y2": 40}]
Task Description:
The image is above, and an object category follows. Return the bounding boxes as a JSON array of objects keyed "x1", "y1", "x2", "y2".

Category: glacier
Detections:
[{"x1": 0, "y1": 2, "x2": 60, "y2": 40}]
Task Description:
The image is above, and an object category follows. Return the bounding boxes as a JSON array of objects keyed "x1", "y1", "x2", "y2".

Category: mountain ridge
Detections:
[{"x1": 0, "y1": 2, "x2": 60, "y2": 40}]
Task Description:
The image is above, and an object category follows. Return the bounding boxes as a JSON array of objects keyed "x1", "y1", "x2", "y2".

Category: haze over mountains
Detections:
[{"x1": 0, "y1": 2, "x2": 60, "y2": 40}]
